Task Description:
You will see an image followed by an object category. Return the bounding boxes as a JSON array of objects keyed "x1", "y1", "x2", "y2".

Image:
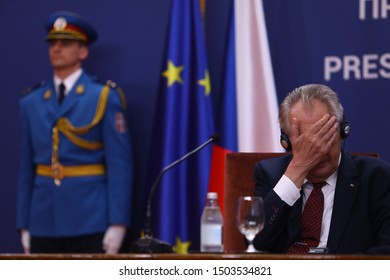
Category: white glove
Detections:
[
  {"x1": 103, "y1": 224, "x2": 126, "y2": 254},
  {"x1": 20, "y1": 229, "x2": 30, "y2": 254}
]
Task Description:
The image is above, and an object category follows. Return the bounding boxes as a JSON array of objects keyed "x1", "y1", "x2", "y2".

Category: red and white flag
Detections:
[{"x1": 208, "y1": 0, "x2": 283, "y2": 213}]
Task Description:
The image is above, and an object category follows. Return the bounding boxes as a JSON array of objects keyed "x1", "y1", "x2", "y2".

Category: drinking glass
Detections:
[{"x1": 235, "y1": 196, "x2": 265, "y2": 253}]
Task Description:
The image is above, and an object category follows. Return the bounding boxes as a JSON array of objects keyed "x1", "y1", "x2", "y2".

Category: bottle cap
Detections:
[{"x1": 207, "y1": 192, "x2": 218, "y2": 199}]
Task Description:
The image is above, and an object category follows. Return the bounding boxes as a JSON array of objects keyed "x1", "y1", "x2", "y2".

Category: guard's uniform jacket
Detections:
[{"x1": 17, "y1": 72, "x2": 133, "y2": 237}]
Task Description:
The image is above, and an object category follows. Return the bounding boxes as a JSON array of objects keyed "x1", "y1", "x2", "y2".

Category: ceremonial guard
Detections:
[{"x1": 17, "y1": 11, "x2": 133, "y2": 254}]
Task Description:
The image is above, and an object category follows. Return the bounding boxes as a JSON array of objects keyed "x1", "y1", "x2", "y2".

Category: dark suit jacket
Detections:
[{"x1": 253, "y1": 151, "x2": 390, "y2": 254}]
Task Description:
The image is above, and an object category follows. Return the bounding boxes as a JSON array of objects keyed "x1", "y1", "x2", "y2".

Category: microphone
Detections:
[{"x1": 132, "y1": 133, "x2": 220, "y2": 253}]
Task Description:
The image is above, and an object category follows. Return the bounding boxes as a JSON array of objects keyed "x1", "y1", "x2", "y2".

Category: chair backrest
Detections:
[
  {"x1": 223, "y1": 152, "x2": 287, "y2": 252},
  {"x1": 222, "y1": 151, "x2": 380, "y2": 253}
]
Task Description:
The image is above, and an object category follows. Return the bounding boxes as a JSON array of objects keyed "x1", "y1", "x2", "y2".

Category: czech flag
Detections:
[{"x1": 208, "y1": 0, "x2": 283, "y2": 213}]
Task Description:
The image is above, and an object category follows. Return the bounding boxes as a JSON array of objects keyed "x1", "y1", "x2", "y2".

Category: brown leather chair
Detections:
[
  {"x1": 222, "y1": 151, "x2": 380, "y2": 253},
  {"x1": 223, "y1": 152, "x2": 286, "y2": 252}
]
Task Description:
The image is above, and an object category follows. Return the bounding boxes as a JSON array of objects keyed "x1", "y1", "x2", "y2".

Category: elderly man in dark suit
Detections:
[{"x1": 253, "y1": 84, "x2": 390, "y2": 254}]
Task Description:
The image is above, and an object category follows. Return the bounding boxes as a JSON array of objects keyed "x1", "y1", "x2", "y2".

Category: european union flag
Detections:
[{"x1": 148, "y1": 0, "x2": 215, "y2": 253}]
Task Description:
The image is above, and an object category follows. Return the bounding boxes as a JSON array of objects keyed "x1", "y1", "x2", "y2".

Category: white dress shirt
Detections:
[
  {"x1": 54, "y1": 68, "x2": 83, "y2": 98},
  {"x1": 273, "y1": 157, "x2": 340, "y2": 248}
]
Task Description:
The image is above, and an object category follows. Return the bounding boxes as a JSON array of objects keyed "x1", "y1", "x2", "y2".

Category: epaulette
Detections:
[
  {"x1": 106, "y1": 79, "x2": 118, "y2": 89},
  {"x1": 106, "y1": 80, "x2": 127, "y2": 110},
  {"x1": 21, "y1": 81, "x2": 46, "y2": 97}
]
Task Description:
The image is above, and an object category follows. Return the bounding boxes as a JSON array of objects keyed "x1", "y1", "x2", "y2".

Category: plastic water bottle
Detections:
[{"x1": 200, "y1": 192, "x2": 223, "y2": 252}]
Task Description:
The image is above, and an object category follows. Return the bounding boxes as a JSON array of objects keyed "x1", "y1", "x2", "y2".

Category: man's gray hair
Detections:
[{"x1": 279, "y1": 84, "x2": 344, "y2": 135}]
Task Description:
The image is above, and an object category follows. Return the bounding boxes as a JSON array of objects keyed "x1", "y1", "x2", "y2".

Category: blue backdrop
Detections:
[
  {"x1": 0, "y1": 0, "x2": 171, "y2": 252},
  {"x1": 1, "y1": 0, "x2": 389, "y2": 252},
  {"x1": 262, "y1": 0, "x2": 390, "y2": 160}
]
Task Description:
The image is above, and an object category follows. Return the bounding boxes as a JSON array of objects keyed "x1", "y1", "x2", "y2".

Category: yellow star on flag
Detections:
[
  {"x1": 173, "y1": 237, "x2": 191, "y2": 254},
  {"x1": 198, "y1": 70, "x2": 211, "y2": 96},
  {"x1": 162, "y1": 60, "x2": 184, "y2": 87}
]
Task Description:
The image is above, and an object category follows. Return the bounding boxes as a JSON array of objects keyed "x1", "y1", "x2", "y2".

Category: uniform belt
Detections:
[{"x1": 36, "y1": 164, "x2": 106, "y2": 178}]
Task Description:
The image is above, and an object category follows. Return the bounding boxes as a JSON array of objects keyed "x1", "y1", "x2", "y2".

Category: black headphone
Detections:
[{"x1": 280, "y1": 115, "x2": 351, "y2": 151}]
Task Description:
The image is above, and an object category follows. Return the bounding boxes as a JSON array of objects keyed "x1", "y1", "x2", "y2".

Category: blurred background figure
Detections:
[{"x1": 17, "y1": 11, "x2": 133, "y2": 254}]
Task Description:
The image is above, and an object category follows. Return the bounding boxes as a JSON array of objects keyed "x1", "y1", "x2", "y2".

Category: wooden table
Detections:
[{"x1": 1, "y1": 253, "x2": 390, "y2": 260}]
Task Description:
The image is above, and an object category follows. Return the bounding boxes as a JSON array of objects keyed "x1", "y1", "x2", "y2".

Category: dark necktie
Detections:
[
  {"x1": 58, "y1": 83, "x2": 66, "y2": 105},
  {"x1": 287, "y1": 181, "x2": 326, "y2": 254}
]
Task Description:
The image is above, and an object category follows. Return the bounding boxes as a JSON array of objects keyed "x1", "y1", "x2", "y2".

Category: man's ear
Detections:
[{"x1": 79, "y1": 44, "x2": 89, "y2": 61}]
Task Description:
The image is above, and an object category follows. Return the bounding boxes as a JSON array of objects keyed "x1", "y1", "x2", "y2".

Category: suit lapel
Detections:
[
  {"x1": 288, "y1": 196, "x2": 303, "y2": 242},
  {"x1": 326, "y1": 151, "x2": 359, "y2": 252},
  {"x1": 42, "y1": 81, "x2": 58, "y2": 122},
  {"x1": 278, "y1": 155, "x2": 302, "y2": 244}
]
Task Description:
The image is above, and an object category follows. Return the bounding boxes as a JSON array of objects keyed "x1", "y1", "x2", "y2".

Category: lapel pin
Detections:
[
  {"x1": 350, "y1": 183, "x2": 355, "y2": 187},
  {"x1": 43, "y1": 89, "x2": 52, "y2": 99},
  {"x1": 76, "y1": 85, "x2": 84, "y2": 94}
]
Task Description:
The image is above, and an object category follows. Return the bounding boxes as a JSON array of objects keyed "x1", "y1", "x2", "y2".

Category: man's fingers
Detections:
[
  {"x1": 305, "y1": 115, "x2": 338, "y2": 144},
  {"x1": 309, "y1": 114, "x2": 331, "y2": 134},
  {"x1": 322, "y1": 121, "x2": 339, "y2": 143},
  {"x1": 318, "y1": 115, "x2": 338, "y2": 135},
  {"x1": 289, "y1": 117, "x2": 299, "y2": 141},
  {"x1": 323, "y1": 128, "x2": 338, "y2": 151}
]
